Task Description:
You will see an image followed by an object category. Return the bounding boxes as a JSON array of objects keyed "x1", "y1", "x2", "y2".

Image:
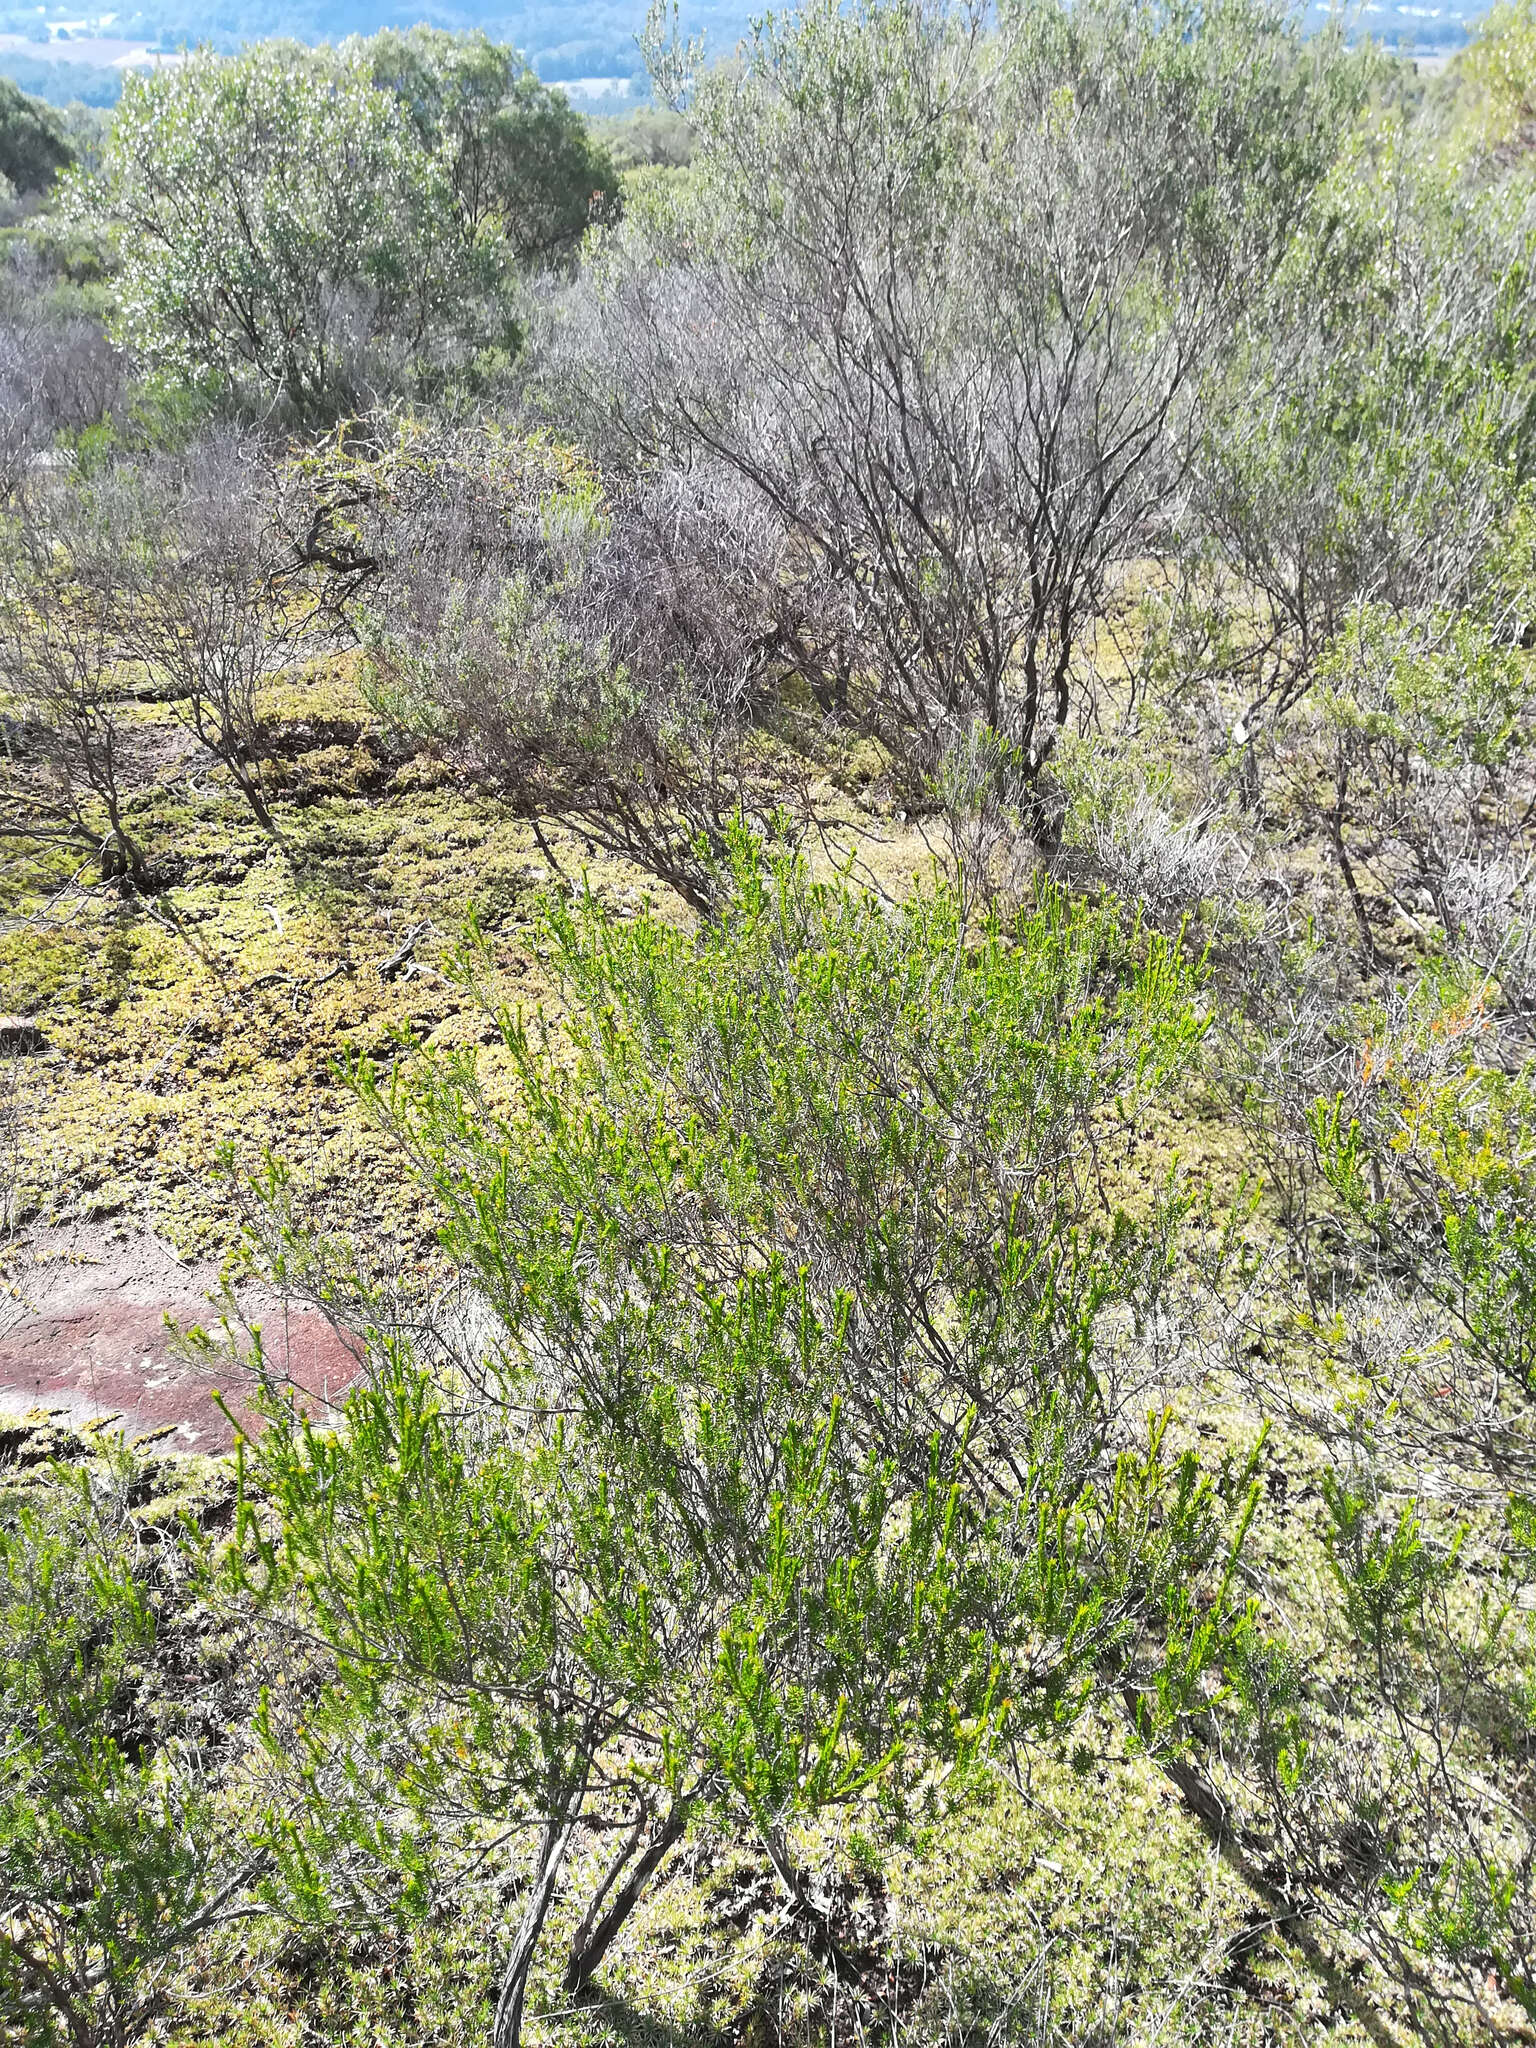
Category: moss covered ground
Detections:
[{"x1": 0, "y1": 656, "x2": 1511, "y2": 2048}]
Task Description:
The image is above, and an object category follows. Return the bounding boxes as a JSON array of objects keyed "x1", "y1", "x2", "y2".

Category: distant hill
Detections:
[
  {"x1": 0, "y1": 0, "x2": 1490, "y2": 108},
  {"x1": 0, "y1": 4, "x2": 756, "y2": 108}
]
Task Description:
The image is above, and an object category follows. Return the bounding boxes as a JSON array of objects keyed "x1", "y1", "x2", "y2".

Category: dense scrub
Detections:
[{"x1": 4, "y1": 6, "x2": 1536, "y2": 2046}]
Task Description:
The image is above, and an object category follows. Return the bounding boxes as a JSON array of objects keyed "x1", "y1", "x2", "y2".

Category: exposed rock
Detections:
[{"x1": 0, "y1": 1232, "x2": 364, "y2": 1454}]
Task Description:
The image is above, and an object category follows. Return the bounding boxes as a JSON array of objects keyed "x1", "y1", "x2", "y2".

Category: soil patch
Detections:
[{"x1": 0, "y1": 1223, "x2": 361, "y2": 1451}]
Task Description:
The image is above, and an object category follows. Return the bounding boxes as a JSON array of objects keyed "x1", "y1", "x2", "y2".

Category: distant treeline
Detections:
[
  {"x1": 0, "y1": 4, "x2": 1484, "y2": 115},
  {"x1": 0, "y1": 3, "x2": 760, "y2": 108},
  {"x1": 0, "y1": 56, "x2": 124, "y2": 108}
]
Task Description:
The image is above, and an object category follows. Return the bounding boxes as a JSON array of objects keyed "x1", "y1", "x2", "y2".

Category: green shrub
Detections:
[
  {"x1": 79, "y1": 47, "x2": 476, "y2": 420},
  {"x1": 0, "y1": 1449, "x2": 259, "y2": 2047},
  {"x1": 229, "y1": 843, "x2": 1261, "y2": 2047}
]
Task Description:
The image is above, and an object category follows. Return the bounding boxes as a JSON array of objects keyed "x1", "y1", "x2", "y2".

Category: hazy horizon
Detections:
[{"x1": 0, "y1": 0, "x2": 1492, "y2": 107}]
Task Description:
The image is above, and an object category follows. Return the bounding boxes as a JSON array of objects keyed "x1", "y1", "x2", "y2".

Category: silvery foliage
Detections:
[{"x1": 547, "y1": 0, "x2": 1356, "y2": 783}]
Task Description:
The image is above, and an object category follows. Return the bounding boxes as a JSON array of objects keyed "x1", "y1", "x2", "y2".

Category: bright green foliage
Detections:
[
  {"x1": 230, "y1": 846, "x2": 1259, "y2": 2042},
  {"x1": 359, "y1": 27, "x2": 618, "y2": 258},
  {"x1": 236, "y1": 1332, "x2": 999, "y2": 1839},
  {"x1": 81, "y1": 46, "x2": 474, "y2": 418},
  {"x1": 374, "y1": 847, "x2": 1250, "y2": 1740},
  {"x1": 1312, "y1": 1045, "x2": 1536, "y2": 1393},
  {"x1": 0, "y1": 1457, "x2": 255, "y2": 2048},
  {"x1": 231, "y1": 1304, "x2": 1006, "y2": 2043},
  {"x1": 414, "y1": 841, "x2": 1210, "y2": 1490},
  {"x1": 454, "y1": 833, "x2": 1250, "y2": 1684}
]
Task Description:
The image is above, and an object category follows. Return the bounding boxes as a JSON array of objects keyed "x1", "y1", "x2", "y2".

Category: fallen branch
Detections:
[{"x1": 379, "y1": 923, "x2": 426, "y2": 981}]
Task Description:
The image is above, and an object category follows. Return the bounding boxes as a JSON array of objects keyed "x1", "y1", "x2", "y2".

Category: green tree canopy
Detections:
[
  {"x1": 358, "y1": 26, "x2": 618, "y2": 259},
  {"x1": 80, "y1": 44, "x2": 475, "y2": 419},
  {"x1": 0, "y1": 76, "x2": 71, "y2": 196}
]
